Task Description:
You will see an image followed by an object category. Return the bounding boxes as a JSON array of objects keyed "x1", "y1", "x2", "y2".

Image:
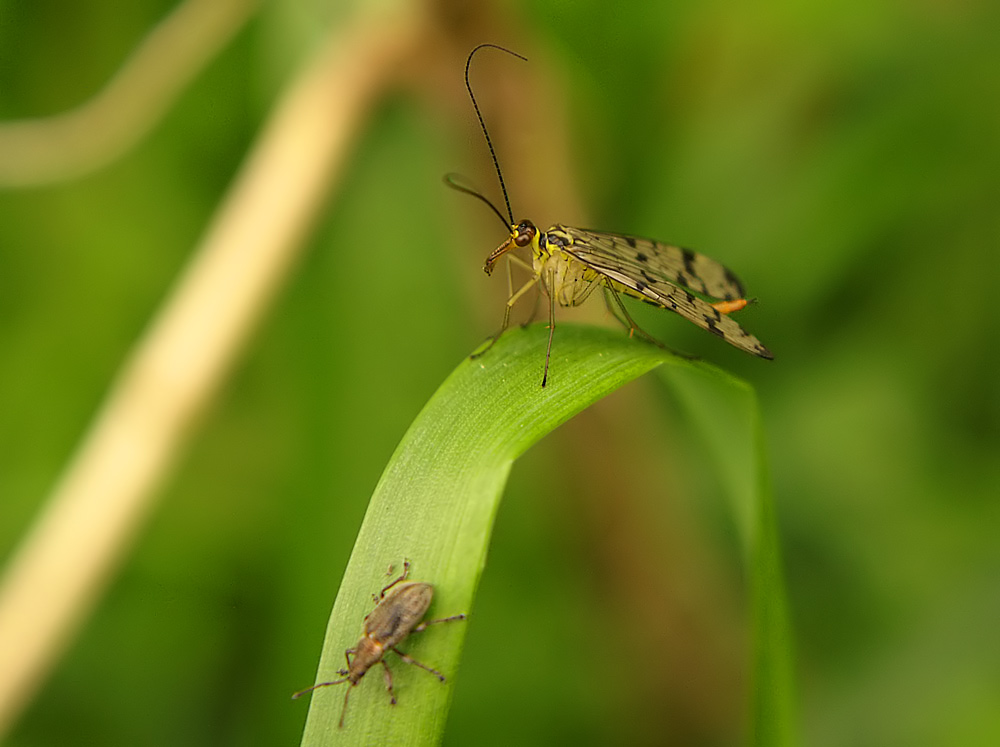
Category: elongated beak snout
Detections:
[{"x1": 483, "y1": 235, "x2": 515, "y2": 276}]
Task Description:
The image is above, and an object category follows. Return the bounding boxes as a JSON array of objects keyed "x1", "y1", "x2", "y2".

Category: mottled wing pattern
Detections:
[
  {"x1": 563, "y1": 227, "x2": 746, "y2": 300},
  {"x1": 558, "y1": 227, "x2": 773, "y2": 359}
]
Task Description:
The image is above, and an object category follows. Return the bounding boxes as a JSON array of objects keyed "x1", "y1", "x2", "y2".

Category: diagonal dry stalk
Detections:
[
  {"x1": 0, "y1": 5, "x2": 424, "y2": 737},
  {"x1": 0, "y1": 0, "x2": 260, "y2": 187}
]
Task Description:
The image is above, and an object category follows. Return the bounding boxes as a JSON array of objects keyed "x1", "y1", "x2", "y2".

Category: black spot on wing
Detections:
[
  {"x1": 724, "y1": 268, "x2": 745, "y2": 298},
  {"x1": 682, "y1": 248, "x2": 697, "y2": 277}
]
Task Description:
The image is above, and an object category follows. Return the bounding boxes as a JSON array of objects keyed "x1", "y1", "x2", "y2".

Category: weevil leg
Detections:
[
  {"x1": 380, "y1": 659, "x2": 398, "y2": 705},
  {"x1": 412, "y1": 614, "x2": 467, "y2": 633},
  {"x1": 338, "y1": 685, "x2": 352, "y2": 729},
  {"x1": 379, "y1": 560, "x2": 410, "y2": 598},
  {"x1": 343, "y1": 648, "x2": 355, "y2": 672},
  {"x1": 390, "y1": 647, "x2": 446, "y2": 681}
]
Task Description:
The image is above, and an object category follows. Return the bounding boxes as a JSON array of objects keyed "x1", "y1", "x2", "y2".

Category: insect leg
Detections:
[
  {"x1": 412, "y1": 613, "x2": 467, "y2": 632},
  {"x1": 380, "y1": 659, "x2": 398, "y2": 705},
  {"x1": 505, "y1": 253, "x2": 533, "y2": 273},
  {"x1": 505, "y1": 251, "x2": 514, "y2": 299},
  {"x1": 380, "y1": 560, "x2": 410, "y2": 598},
  {"x1": 541, "y1": 268, "x2": 557, "y2": 387},
  {"x1": 602, "y1": 284, "x2": 698, "y2": 360},
  {"x1": 521, "y1": 288, "x2": 541, "y2": 328},
  {"x1": 602, "y1": 285, "x2": 653, "y2": 343},
  {"x1": 504, "y1": 254, "x2": 540, "y2": 327},
  {"x1": 470, "y1": 275, "x2": 539, "y2": 360},
  {"x1": 390, "y1": 647, "x2": 446, "y2": 682},
  {"x1": 338, "y1": 685, "x2": 352, "y2": 729}
]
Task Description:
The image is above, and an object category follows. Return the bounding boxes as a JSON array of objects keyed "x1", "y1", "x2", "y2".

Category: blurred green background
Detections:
[{"x1": 1, "y1": 0, "x2": 998, "y2": 745}]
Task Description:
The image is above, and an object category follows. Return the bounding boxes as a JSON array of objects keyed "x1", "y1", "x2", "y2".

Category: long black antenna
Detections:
[
  {"x1": 443, "y1": 174, "x2": 510, "y2": 232},
  {"x1": 465, "y1": 44, "x2": 527, "y2": 226}
]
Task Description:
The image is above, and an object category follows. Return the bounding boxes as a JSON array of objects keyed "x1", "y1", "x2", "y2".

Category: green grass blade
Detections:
[
  {"x1": 298, "y1": 323, "x2": 793, "y2": 745},
  {"x1": 658, "y1": 365, "x2": 796, "y2": 746}
]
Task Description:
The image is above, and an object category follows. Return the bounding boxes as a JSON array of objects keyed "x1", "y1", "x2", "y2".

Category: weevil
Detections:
[{"x1": 292, "y1": 561, "x2": 466, "y2": 728}]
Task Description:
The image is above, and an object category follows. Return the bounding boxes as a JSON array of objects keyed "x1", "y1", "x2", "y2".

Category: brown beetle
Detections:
[{"x1": 292, "y1": 562, "x2": 465, "y2": 728}]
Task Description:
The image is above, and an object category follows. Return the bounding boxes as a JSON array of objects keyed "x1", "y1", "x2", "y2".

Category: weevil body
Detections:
[{"x1": 292, "y1": 562, "x2": 465, "y2": 728}]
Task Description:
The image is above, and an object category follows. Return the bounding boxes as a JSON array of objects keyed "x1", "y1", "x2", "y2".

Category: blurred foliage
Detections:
[{"x1": 1, "y1": 0, "x2": 998, "y2": 745}]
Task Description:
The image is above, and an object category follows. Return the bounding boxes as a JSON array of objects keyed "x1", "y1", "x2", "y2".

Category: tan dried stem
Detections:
[
  {"x1": 0, "y1": 0, "x2": 260, "y2": 187},
  {"x1": 0, "y1": 5, "x2": 423, "y2": 736}
]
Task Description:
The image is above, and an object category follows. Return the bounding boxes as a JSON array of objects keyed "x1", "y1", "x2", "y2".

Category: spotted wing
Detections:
[
  {"x1": 562, "y1": 227, "x2": 746, "y2": 300},
  {"x1": 559, "y1": 227, "x2": 773, "y2": 359}
]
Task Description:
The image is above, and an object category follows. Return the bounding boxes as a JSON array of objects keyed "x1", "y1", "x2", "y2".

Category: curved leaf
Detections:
[{"x1": 298, "y1": 323, "x2": 793, "y2": 745}]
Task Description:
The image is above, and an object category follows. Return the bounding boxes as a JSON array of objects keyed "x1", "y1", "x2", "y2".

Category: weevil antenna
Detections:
[{"x1": 290, "y1": 676, "x2": 349, "y2": 700}]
